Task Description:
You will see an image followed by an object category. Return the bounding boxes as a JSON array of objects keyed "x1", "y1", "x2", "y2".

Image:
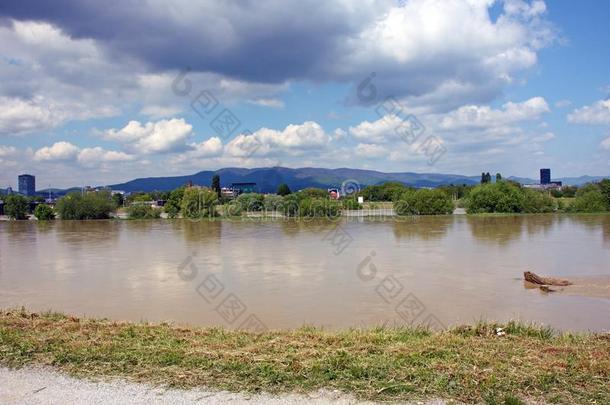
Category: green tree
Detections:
[
  {"x1": 394, "y1": 189, "x2": 454, "y2": 215},
  {"x1": 211, "y1": 174, "x2": 221, "y2": 198},
  {"x1": 4, "y1": 194, "x2": 28, "y2": 220},
  {"x1": 112, "y1": 193, "x2": 124, "y2": 207},
  {"x1": 359, "y1": 182, "x2": 409, "y2": 201},
  {"x1": 496, "y1": 173, "x2": 502, "y2": 182},
  {"x1": 236, "y1": 193, "x2": 265, "y2": 211},
  {"x1": 264, "y1": 194, "x2": 285, "y2": 211},
  {"x1": 522, "y1": 189, "x2": 556, "y2": 213},
  {"x1": 127, "y1": 204, "x2": 161, "y2": 219},
  {"x1": 34, "y1": 204, "x2": 55, "y2": 220},
  {"x1": 277, "y1": 183, "x2": 291, "y2": 196},
  {"x1": 598, "y1": 179, "x2": 610, "y2": 209},
  {"x1": 297, "y1": 188, "x2": 329, "y2": 199},
  {"x1": 568, "y1": 184, "x2": 608, "y2": 213},
  {"x1": 298, "y1": 198, "x2": 341, "y2": 219},
  {"x1": 55, "y1": 191, "x2": 116, "y2": 220},
  {"x1": 181, "y1": 187, "x2": 218, "y2": 218},
  {"x1": 464, "y1": 182, "x2": 525, "y2": 213},
  {"x1": 164, "y1": 187, "x2": 185, "y2": 218}
]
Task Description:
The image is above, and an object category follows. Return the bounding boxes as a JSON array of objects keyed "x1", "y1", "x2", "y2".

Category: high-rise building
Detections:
[
  {"x1": 540, "y1": 168, "x2": 551, "y2": 185},
  {"x1": 18, "y1": 174, "x2": 36, "y2": 196}
]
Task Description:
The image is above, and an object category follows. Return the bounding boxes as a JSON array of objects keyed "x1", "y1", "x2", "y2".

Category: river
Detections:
[{"x1": 1, "y1": 215, "x2": 609, "y2": 331}]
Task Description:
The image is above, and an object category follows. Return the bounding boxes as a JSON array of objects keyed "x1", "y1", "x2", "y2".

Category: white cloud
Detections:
[
  {"x1": 355, "y1": 143, "x2": 388, "y2": 158},
  {"x1": 555, "y1": 99, "x2": 571, "y2": 108},
  {"x1": 438, "y1": 97, "x2": 550, "y2": 130},
  {"x1": 0, "y1": 145, "x2": 17, "y2": 157},
  {"x1": 568, "y1": 99, "x2": 610, "y2": 125},
  {"x1": 77, "y1": 147, "x2": 134, "y2": 167},
  {"x1": 225, "y1": 121, "x2": 330, "y2": 157},
  {"x1": 348, "y1": 115, "x2": 406, "y2": 144},
  {"x1": 34, "y1": 141, "x2": 80, "y2": 161},
  {"x1": 247, "y1": 98, "x2": 285, "y2": 109},
  {"x1": 105, "y1": 119, "x2": 193, "y2": 154},
  {"x1": 601, "y1": 137, "x2": 610, "y2": 151}
]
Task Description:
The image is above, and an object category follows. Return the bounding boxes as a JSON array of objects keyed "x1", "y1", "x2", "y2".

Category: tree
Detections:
[
  {"x1": 568, "y1": 184, "x2": 607, "y2": 213},
  {"x1": 34, "y1": 204, "x2": 55, "y2": 220},
  {"x1": 164, "y1": 187, "x2": 185, "y2": 218},
  {"x1": 180, "y1": 187, "x2": 219, "y2": 218},
  {"x1": 55, "y1": 191, "x2": 116, "y2": 220},
  {"x1": 127, "y1": 204, "x2": 161, "y2": 219},
  {"x1": 277, "y1": 183, "x2": 291, "y2": 196},
  {"x1": 112, "y1": 193, "x2": 124, "y2": 207},
  {"x1": 464, "y1": 182, "x2": 525, "y2": 213},
  {"x1": 394, "y1": 189, "x2": 454, "y2": 215},
  {"x1": 481, "y1": 172, "x2": 486, "y2": 184},
  {"x1": 297, "y1": 188, "x2": 329, "y2": 199},
  {"x1": 598, "y1": 179, "x2": 610, "y2": 209},
  {"x1": 496, "y1": 173, "x2": 502, "y2": 182},
  {"x1": 4, "y1": 194, "x2": 28, "y2": 220},
  {"x1": 211, "y1": 174, "x2": 221, "y2": 198}
]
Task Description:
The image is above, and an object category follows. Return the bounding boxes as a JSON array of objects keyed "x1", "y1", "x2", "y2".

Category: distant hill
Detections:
[{"x1": 107, "y1": 167, "x2": 481, "y2": 193}]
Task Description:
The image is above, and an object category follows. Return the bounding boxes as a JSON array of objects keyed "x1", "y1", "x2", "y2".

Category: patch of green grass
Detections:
[{"x1": 1, "y1": 309, "x2": 609, "y2": 404}]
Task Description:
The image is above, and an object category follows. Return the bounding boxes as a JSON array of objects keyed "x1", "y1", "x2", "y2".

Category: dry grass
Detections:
[{"x1": 1, "y1": 309, "x2": 609, "y2": 404}]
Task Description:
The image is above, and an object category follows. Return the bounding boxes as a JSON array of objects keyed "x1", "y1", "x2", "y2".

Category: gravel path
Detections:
[{"x1": 0, "y1": 367, "x2": 450, "y2": 405}]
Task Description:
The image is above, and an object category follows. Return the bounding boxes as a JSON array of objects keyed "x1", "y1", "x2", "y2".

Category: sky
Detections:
[{"x1": 0, "y1": 0, "x2": 609, "y2": 189}]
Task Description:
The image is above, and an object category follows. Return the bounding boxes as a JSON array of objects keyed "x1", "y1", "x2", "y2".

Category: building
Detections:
[
  {"x1": 231, "y1": 182, "x2": 257, "y2": 195},
  {"x1": 18, "y1": 174, "x2": 36, "y2": 196},
  {"x1": 540, "y1": 168, "x2": 551, "y2": 185}
]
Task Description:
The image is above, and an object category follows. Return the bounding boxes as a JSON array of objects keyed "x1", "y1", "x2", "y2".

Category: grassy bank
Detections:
[{"x1": 1, "y1": 310, "x2": 609, "y2": 404}]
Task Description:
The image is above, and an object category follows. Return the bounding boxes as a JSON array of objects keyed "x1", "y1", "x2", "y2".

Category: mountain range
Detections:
[
  {"x1": 94, "y1": 167, "x2": 609, "y2": 194},
  {"x1": 12, "y1": 167, "x2": 605, "y2": 196}
]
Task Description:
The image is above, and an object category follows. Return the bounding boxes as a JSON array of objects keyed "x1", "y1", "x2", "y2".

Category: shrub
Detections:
[
  {"x1": 236, "y1": 193, "x2": 265, "y2": 212},
  {"x1": 342, "y1": 197, "x2": 362, "y2": 210},
  {"x1": 164, "y1": 187, "x2": 185, "y2": 218},
  {"x1": 34, "y1": 204, "x2": 55, "y2": 220},
  {"x1": 127, "y1": 204, "x2": 161, "y2": 219},
  {"x1": 276, "y1": 183, "x2": 292, "y2": 196},
  {"x1": 222, "y1": 201, "x2": 243, "y2": 217},
  {"x1": 568, "y1": 186, "x2": 608, "y2": 213},
  {"x1": 297, "y1": 188, "x2": 329, "y2": 199},
  {"x1": 55, "y1": 191, "x2": 116, "y2": 220},
  {"x1": 298, "y1": 198, "x2": 341, "y2": 219},
  {"x1": 394, "y1": 189, "x2": 454, "y2": 215},
  {"x1": 464, "y1": 182, "x2": 525, "y2": 214},
  {"x1": 180, "y1": 187, "x2": 218, "y2": 219},
  {"x1": 264, "y1": 194, "x2": 285, "y2": 211},
  {"x1": 522, "y1": 189, "x2": 556, "y2": 213},
  {"x1": 4, "y1": 194, "x2": 29, "y2": 220},
  {"x1": 360, "y1": 182, "x2": 409, "y2": 202}
]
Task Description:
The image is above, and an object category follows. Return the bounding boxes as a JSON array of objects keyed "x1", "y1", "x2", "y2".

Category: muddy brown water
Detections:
[{"x1": 1, "y1": 215, "x2": 609, "y2": 332}]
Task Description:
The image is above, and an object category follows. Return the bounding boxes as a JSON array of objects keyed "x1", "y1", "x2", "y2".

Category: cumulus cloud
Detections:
[
  {"x1": 33, "y1": 141, "x2": 133, "y2": 167},
  {"x1": 601, "y1": 137, "x2": 610, "y2": 151},
  {"x1": 104, "y1": 119, "x2": 193, "y2": 154},
  {"x1": 225, "y1": 121, "x2": 330, "y2": 157},
  {"x1": 34, "y1": 141, "x2": 80, "y2": 161},
  {"x1": 0, "y1": 0, "x2": 555, "y2": 111},
  {"x1": 437, "y1": 97, "x2": 550, "y2": 130},
  {"x1": 568, "y1": 99, "x2": 610, "y2": 125},
  {"x1": 355, "y1": 143, "x2": 388, "y2": 159}
]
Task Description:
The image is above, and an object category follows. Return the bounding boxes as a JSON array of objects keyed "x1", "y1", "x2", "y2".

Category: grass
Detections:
[{"x1": 1, "y1": 309, "x2": 609, "y2": 404}]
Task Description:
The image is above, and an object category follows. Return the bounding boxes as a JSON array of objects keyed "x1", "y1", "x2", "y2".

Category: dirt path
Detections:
[{"x1": 0, "y1": 367, "x2": 451, "y2": 405}]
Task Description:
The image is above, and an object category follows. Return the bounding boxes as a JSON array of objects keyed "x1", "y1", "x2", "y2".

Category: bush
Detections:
[
  {"x1": 297, "y1": 188, "x2": 329, "y2": 199},
  {"x1": 394, "y1": 189, "x2": 454, "y2": 215},
  {"x1": 277, "y1": 183, "x2": 291, "y2": 196},
  {"x1": 164, "y1": 187, "x2": 185, "y2": 218},
  {"x1": 522, "y1": 189, "x2": 556, "y2": 213},
  {"x1": 298, "y1": 198, "x2": 341, "y2": 219},
  {"x1": 4, "y1": 194, "x2": 29, "y2": 220},
  {"x1": 127, "y1": 204, "x2": 161, "y2": 219},
  {"x1": 34, "y1": 204, "x2": 55, "y2": 220},
  {"x1": 181, "y1": 187, "x2": 218, "y2": 219},
  {"x1": 360, "y1": 182, "x2": 409, "y2": 202},
  {"x1": 464, "y1": 182, "x2": 525, "y2": 214},
  {"x1": 55, "y1": 191, "x2": 116, "y2": 220},
  {"x1": 568, "y1": 186, "x2": 608, "y2": 213},
  {"x1": 342, "y1": 197, "x2": 362, "y2": 210},
  {"x1": 222, "y1": 201, "x2": 243, "y2": 217},
  {"x1": 264, "y1": 194, "x2": 285, "y2": 211},
  {"x1": 236, "y1": 193, "x2": 265, "y2": 212}
]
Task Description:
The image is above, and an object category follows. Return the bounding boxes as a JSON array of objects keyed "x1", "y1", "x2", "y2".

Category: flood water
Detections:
[{"x1": 1, "y1": 215, "x2": 609, "y2": 332}]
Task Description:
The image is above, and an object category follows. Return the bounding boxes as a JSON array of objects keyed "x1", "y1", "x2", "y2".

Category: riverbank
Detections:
[{"x1": 1, "y1": 310, "x2": 608, "y2": 404}]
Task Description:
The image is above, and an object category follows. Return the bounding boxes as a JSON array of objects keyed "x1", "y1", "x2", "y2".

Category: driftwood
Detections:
[{"x1": 524, "y1": 271, "x2": 573, "y2": 286}]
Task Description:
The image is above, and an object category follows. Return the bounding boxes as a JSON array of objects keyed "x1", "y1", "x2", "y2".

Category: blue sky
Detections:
[{"x1": 0, "y1": 0, "x2": 609, "y2": 188}]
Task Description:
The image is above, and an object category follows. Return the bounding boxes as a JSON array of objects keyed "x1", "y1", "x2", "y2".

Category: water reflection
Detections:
[
  {"x1": 392, "y1": 216, "x2": 453, "y2": 240},
  {"x1": 466, "y1": 216, "x2": 525, "y2": 245}
]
